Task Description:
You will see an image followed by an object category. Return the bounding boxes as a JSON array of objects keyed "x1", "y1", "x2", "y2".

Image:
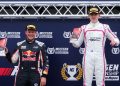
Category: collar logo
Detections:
[{"x1": 21, "y1": 46, "x2": 26, "y2": 49}]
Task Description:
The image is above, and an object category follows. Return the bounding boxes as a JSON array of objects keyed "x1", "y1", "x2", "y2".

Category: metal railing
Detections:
[{"x1": 0, "y1": 1, "x2": 120, "y2": 19}]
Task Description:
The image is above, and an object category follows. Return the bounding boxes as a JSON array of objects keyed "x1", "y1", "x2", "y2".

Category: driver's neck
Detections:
[
  {"x1": 26, "y1": 38, "x2": 35, "y2": 44},
  {"x1": 90, "y1": 20, "x2": 99, "y2": 28},
  {"x1": 90, "y1": 20, "x2": 99, "y2": 24}
]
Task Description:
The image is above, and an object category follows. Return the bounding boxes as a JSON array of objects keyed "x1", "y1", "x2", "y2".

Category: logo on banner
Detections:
[
  {"x1": 7, "y1": 32, "x2": 20, "y2": 38},
  {"x1": 47, "y1": 47, "x2": 69, "y2": 54},
  {"x1": 93, "y1": 64, "x2": 119, "y2": 81},
  {"x1": 106, "y1": 64, "x2": 119, "y2": 81},
  {"x1": 79, "y1": 47, "x2": 85, "y2": 54},
  {"x1": 111, "y1": 47, "x2": 120, "y2": 54},
  {"x1": 47, "y1": 47, "x2": 55, "y2": 54},
  {"x1": 63, "y1": 31, "x2": 71, "y2": 38},
  {"x1": 0, "y1": 31, "x2": 7, "y2": 38},
  {"x1": 0, "y1": 31, "x2": 20, "y2": 38},
  {"x1": 61, "y1": 63, "x2": 82, "y2": 81},
  {"x1": 35, "y1": 32, "x2": 53, "y2": 38}
]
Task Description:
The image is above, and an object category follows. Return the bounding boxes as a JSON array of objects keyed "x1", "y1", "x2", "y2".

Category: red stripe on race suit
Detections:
[{"x1": 0, "y1": 68, "x2": 13, "y2": 76}]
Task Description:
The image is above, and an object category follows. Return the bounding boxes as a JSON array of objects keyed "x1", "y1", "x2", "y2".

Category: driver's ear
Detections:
[
  {"x1": 25, "y1": 31, "x2": 27, "y2": 35},
  {"x1": 88, "y1": 14, "x2": 90, "y2": 18},
  {"x1": 99, "y1": 14, "x2": 100, "y2": 17}
]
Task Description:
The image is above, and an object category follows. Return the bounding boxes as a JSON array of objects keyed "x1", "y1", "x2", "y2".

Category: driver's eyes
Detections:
[
  {"x1": 91, "y1": 14, "x2": 97, "y2": 16},
  {"x1": 28, "y1": 32, "x2": 35, "y2": 33}
]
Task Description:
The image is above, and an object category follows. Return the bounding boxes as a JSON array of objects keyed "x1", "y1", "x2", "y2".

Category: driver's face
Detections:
[
  {"x1": 25, "y1": 30, "x2": 36, "y2": 41},
  {"x1": 89, "y1": 13, "x2": 100, "y2": 23}
]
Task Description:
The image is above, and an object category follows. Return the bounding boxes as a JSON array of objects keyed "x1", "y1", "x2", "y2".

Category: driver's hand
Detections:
[{"x1": 71, "y1": 28, "x2": 81, "y2": 39}]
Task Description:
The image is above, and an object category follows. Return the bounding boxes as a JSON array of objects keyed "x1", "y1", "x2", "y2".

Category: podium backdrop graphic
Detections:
[{"x1": 0, "y1": 19, "x2": 120, "y2": 86}]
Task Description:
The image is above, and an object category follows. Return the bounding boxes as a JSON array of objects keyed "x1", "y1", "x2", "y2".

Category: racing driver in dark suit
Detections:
[{"x1": 5, "y1": 24, "x2": 49, "y2": 86}]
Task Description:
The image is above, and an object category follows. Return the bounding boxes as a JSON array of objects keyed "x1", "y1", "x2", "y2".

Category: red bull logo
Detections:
[
  {"x1": 22, "y1": 50, "x2": 36, "y2": 61},
  {"x1": 22, "y1": 50, "x2": 36, "y2": 56}
]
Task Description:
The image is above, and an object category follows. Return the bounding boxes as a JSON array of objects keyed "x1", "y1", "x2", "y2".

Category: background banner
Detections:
[{"x1": 0, "y1": 19, "x2": 120, "y2": 86}]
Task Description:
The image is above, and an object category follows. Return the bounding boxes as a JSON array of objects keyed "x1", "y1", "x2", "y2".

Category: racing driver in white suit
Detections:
[{"x1": 70, "y1": 7, "x2": 120, "y2": 86}]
